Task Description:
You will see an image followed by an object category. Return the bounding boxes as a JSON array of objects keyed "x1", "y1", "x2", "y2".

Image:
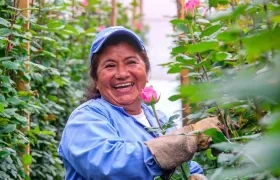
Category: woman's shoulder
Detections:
[{"x1": 70, "y1": 98, "x2": 111, "y2": 116}]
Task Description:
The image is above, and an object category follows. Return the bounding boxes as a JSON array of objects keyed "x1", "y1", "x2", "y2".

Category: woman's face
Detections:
[{"x1": 96, "y1": 42, "x2": 148, "y2": 109}]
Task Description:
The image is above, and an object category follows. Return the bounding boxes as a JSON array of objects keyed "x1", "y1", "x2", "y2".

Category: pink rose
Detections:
[
  {"x1": 81, "y1": 0, "x2": 88, "y2": 7},
  {"x1": 7, "y1": 43, "x2": 13, "y2": 51},
  {"x1": 135, "y1": 23, "x2": 142, "y2": 31},
  {"x1": 140, "y1": 86, "x2": 159, "y2": 104},
  {"x1": 185, "y1": 0, "x2": 200, "y2": 17},
  {"x1": 97, "y1": 25, "x2": 106, "y2": 32},
  {"x1": 95, "y1": 8, "x2": 101, "y2": 14}
]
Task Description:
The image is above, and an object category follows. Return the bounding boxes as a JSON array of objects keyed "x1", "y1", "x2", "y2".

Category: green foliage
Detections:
[
  {"x1": 0, "y1": 0, "x2": 147, "y2": 179},
  {"x1": 167, "y1": 0, "x2": 280, "y2": 179}
]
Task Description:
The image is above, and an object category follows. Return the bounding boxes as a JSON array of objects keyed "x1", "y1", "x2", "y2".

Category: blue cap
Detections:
[{"x1": 89, "y1": 26, "x2": 146, "y2": 64}]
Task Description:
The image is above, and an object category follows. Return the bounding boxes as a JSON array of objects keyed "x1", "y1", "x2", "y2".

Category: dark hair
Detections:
[{"x1": 85, "y1": 34, "x2": 150, "y2": 100}]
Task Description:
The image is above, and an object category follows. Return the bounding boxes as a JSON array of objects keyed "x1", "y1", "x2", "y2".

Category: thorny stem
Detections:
[
  {"x1": 151, "y1": 103, "x2": 163, "y2": 131},
  {"x1": 188, "y1": 18, "x2": 231, "y2": 139},
  {"x1": 5, "y1": 1, "x2": 17, "y2": 56},
  {"x1": 263, "y1": 0, "x2": 271, "y2": 30},
  {"x1": 263, "y1": 0, "x2": 275, "y2": 59},
  {"x1": 151, "y1": 103, "x2": 188, "y2": 180}
]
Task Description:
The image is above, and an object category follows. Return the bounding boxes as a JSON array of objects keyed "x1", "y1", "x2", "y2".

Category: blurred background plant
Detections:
[
  {"x1": 165, "y1": 0, "x2": 280, "y2": 179},
  {"x1": 1, "y1": 0, "x2": 280, "y2": 179},
  {"x1": 0, "y1": 0, "x2": 147, "y2": 179}
]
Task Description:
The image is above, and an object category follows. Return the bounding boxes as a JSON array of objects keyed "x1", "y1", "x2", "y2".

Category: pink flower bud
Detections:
[
  {"x1": 185, "y1": 0, "x2": 200, "y2": 17},
  {"x1": 95, "y1": 8, "x2": 101, "y2": 14},
  {"x1": 97, "y1": 25, "x2": 106, "y2": 32},
  {"x1": 135, "y1": 23, "x2": 142, "y2": 31},
  {"x1": 81, "y1": 0, "x2": 88, "y2": 7},
  {"x1": 140, "y1": 86, "x2": 159, "y2": 104},
  {"x1": 7, "y1": 43, "x2": 13, "y2": 51}
]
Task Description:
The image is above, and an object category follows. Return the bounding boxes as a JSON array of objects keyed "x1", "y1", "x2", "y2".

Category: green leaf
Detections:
[
  {"x1": 63, "y1": 24, "x2": 79, "y2": 34},
  {"x1": 200, "y1": 24, "x2": 221, "y2": 38},
  {"x1": 169, "y1": 94, "x2": 181, "y2": 101},
  {"x1": 0, "y1": 124, "x2": 16, "y2": 134},
  {"x1": 168, "y1": 65, "x2": 181, "y2": 74},
  {"x1": 170, "y1": 19, "x2": 188, "y2": 26},
  {"x1": 0, "y1": 17, "x2": 11, "y2": 27},
  {"x1": 204, "y1": 128, "x2": 228, "y2": 143},
  {"x1": 187, "y1": 72, "x2": 201, "y2": 77},
  {"x1": 169, "y1": 114, "x2": 180, "y2": 122},
  {"x1": 2, "y1": 61, "x2": 19, "y2": 70},
  {"x1": 217, "y1": 30, "x2": 240, "y2": 42},
  {"x1": 171, "y1": 46, "x2": 188, "y2": 54},
  {"x1": 7, "y1": 96, "x2": 22, "y2": 105},
  {"x1": 42, "y1": 50, "x2": 56, "y2": 58},
  {"x1": 47, "y1": 20, "x2": 65, "y2": 30},
  {"x1": 242, "y1": 28, "x2": 280, "y2": 60},
  {"x1": 180, "y1": 83, "x2": 217, "y2": 102},
  {"x1": 176, "y1": 56, "x2": 195, "y2": 65},
  {"x1": 170, "y1": 173, "x2": 183, "y2": 180},
  {"x1": 0, "y1": 56, "x2": 13, "y2": 61},
  {"x1": 0, "y1": 94, "x2": 5, "y2": 102},
  {"x1": 196, "y1": 19, "x2": 210, "y2": 24},
  {"x1": 32, "y1": 72, "x2": 43, "y2": 82},
  {"x1": 74, "y1": 25, "x2": 85, "y2": 34},
  {"x1": 22, "y1": 154, "x2": 32, "y2": 165},
  {"x1": 0, "y1": 103, "x2": 4, "y2": 113},
  {"x1": 209, "y1": 0, "x2": 230, "y2": 8},
  {"x1": 0, "y1": 150, "x2": 10, "y2": 159},
  {"x1": 206, "y1": 148, "x2": 217, "y2": 160},
  {"x1": 271, "y1": 15, "x2": 280, "y2": 23},
  {"x1": 35, "y1": 36, "x2": 56, "y2": 42},
  {"x1": 26, "y1": 61, "x2": 47, "y2": 71},
  {"x1": 214, "y1": 52, "x2": 232, "y2": 61},
  {"x1": 0, "y1": 28, "x2": 12, "y2": 37},
  {"x1": 14, "y1": 114, "x2": 27, "y2": 125},
  {"x1": 47, "y1": 95, "x2": 58, "y2": 102},
  {"x1": 176, "y1": 23, "x2": 188, "y2": 34},
  {"x1": 187, "y1": 41, "x2": 219, "y2": 53},
  {"x1": 4, "y1": 108, "x2": 17, "y2": 116}
]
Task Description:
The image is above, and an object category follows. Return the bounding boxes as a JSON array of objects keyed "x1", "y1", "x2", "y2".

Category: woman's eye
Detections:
[
  {"x1": 128, "y1": 60, "x2": 137, "y2": 64},
  {"x1": 105, "y1": 64, "x2": 115, "y2": 68}
]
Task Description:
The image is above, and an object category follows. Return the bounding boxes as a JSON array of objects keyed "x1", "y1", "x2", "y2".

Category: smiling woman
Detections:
[{"x1": 58, "y1": 26, "x2": 224, "y2": 180}]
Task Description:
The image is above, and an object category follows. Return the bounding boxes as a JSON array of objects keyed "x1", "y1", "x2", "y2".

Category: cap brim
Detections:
[{"x1": 91, "y1": 29, "x2": 144, "y2": 55}]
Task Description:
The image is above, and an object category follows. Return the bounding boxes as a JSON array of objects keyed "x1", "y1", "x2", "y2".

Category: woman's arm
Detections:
[{"x1": 59, "y1": 105, "x2": 162, "y2": 180}]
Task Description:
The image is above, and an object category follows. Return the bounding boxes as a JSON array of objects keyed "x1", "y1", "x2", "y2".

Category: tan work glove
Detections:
[
  {"x1": 188, "y1": 174, "x2": 208, "y2": 180},
  {"x1": 187, "y1": 117, "x2": 223, "y2": 151},
  {"x1": 144, "y1": 117, "x2": 223, "y2": 170}
]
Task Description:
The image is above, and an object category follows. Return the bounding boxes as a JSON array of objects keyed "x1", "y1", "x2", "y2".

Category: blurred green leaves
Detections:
[{"x1": 168, "y1": 0, "x2": 280, "y2": 179}]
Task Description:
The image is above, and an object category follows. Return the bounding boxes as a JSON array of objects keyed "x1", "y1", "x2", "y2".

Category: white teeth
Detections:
[{"x1": 114, "y1": 83, "x2": 134, "y2": 88}]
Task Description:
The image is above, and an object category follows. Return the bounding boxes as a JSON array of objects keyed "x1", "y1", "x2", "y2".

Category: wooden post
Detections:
[
  {"x1": 131, "y1": 0, "x2": 137, "y2": 28},
  {"x1": 18, "y1": 0, "x2": 30, "y2": 176},
  {"x1": 176, "y1": 0, "x2": 190, "y2": 126},
  {"x1": 139, "y1": 0, "x2": 143, "y2": 28},
  {"x1": 110, "y1": 0, "x2": 117, "y2": 26}
]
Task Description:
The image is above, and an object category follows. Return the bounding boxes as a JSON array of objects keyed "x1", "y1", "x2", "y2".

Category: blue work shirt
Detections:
[{"x1": 58, "y1": 97, "x2": 203, "y2": 180}]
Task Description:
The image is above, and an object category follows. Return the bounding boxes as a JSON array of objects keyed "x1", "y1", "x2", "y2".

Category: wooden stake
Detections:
[
  {"x1": 131, "y1": 0, "x2": 137, "y2": 28},
  {"x1": 139, "y1": 0, "x2": 143, "y2": 28},
  {"x1": 110, "y1": 0, "x2": 117, "y2": 26},
  {"x1": 18, "y1": 0, "x2": 30, "y2": 176},
  {"x1": 176, "y1": 0, "x2": 190, "y2": 126}
]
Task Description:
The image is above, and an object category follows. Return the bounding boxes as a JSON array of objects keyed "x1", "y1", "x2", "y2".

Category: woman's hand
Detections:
[
  {"x1": 180, "y1": 117, "x2": 224, "y2": 151},
  {"x1": 145, "y1": 117, "x2": 225, "y2": 170}
]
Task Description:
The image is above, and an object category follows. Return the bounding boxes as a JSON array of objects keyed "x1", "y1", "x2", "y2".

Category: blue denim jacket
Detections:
[{"x1": 58, "y1": 97, "x2": 203, "y2": 180}]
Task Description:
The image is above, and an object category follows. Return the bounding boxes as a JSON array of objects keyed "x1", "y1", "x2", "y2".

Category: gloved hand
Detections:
[
  {"x1": 186, "y1": 117, "x2": 223, "y2": 150},
  {"x1": 188, "y1": 174, "x2": 208, "y2": 180},
  {"x1": 144, "y1": 117, "x2": 223, "y2": 170}
]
